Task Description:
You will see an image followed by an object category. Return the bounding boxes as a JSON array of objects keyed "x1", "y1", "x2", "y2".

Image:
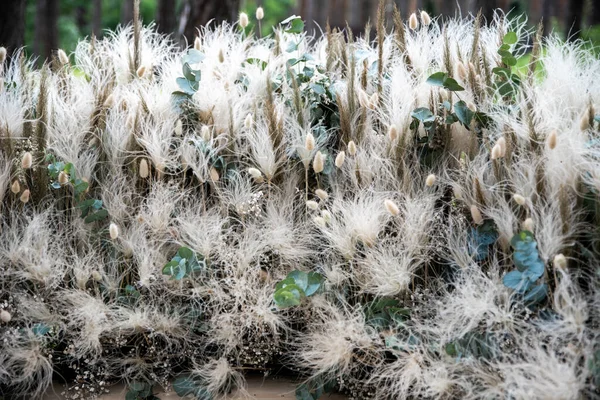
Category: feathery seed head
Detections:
[
  {"x1": 91, "y1": 271, "x2": 102, "y2": 282},
  {"x1": 244, "y1": 113, "x2": 253, "y2": 129},
  {"x1": 547, "y1": 130, "x2": 557, "y2": 150},
  {"x1": 57, "y1": 49, "x2": 69, "y2": 65},
  {"x1": 306, "y1": 200, "x2": 319, "y2": 210},
  {"x1": 491, "y1": 143, "x2": 503, "y2": 160},
  {"x1": 20, "y1": 189, "x2": 30, "y2": 203},
  {"x1": 239, "y1": 12, "x2": 249, "y2": 29},
  {"x1": 305, "y1": 132, "x2": 315, "y2": 151},
  {"x1": 553, "y1": 253, "x2": 567, "y2": 270},
  {"x1": 420, "y1": 11, "x2": 431, "y2": 26},
  {"x1": 10, "y1": 180, "x2": 20, "y2": 194},
  {"x1": 522, "y1": 217, "x2": 534, "y2": 233},
  {"x1": 109, "y1": 223, "x2": 119, "y2": 240},
  {"x1": 175, "y1": 119, "x2": 183, "y2": 136},
  {"x1": 425, "y1": 174, "x2": 436, "y2": 187},
  {"x1": 314, "y1": 216, "x2": 326, "y2": 227},
  {"x1": 513, "y1": 193, "x2": 526, "y2": 206},
  {"x1": 210, "y1": 167, "x2": 220, "y2": 181},
  {"x1": 348, "y1": 141, "x2": 357, "y2": 156},
  {"x1": 388, "y1": 124, "x2": 398, "y2": 142},
  {"x1": 315, "y1": 189, "x2": 329, "y2": 201},
  {"x1": 322, "y1": 210, "x2": 332, "y2": 223},
  {"x1": 139, "y1": 159, "x2": 149, "y2": 178},
  {"x1": 384, "y1": 199, "x2": 400, "y2": 216},
  {"x1": 335, "y1": 151, "x2": 345, "y2": 168},
  {"x1": 313, "y1": 151, "x2": 325, "y2": 173},
  {"x1": 256, "y1": 7, "x2": 264, "y2": 20},
  {"x1": 21, "y1": 152, "x2": 33, "y2": 169},
  {"x1": 409, "y1": 13, "x2": 419, "y2": 30},
  {"x1": 0, "y1": 310, "x2": 11, "y2": 323},
  {"x1": 201, "y1": 125, "x2": 211, "y2": 141},
  {"x1": 103, "y1": 94, "x2": 115, "y2": 108},
  {"x1": 456, "y1": 62, "x2": 468, "y2": 81}
]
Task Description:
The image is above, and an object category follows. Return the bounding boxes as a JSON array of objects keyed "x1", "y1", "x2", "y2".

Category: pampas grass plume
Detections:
[
  {"x1": 335, "y1": 151, "x2": 345, "y2": 168},
  {"x1": 21, "y1": 152, "x2": 33, "y2": 169}
]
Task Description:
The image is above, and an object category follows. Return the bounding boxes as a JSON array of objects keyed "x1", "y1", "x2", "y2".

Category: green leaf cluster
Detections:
[
  {"x1": 162, "y1": 247, "x2": 205, "y2": 281},
  {"x1": 426, "y1": 72, "x2": 465, "y2": 92},
  {"x1": 492, "y1": 32, "x2": 521, "y2": 98},
  {"x1": 281, "y1": 16, "x2": 304, "y2": 34},
  {"x1": 445, "y1": 331, "x2": 498, "y2": 360},
  {"x1": 173, "y1": 375, "x2": 212, "y2": 400},
  {"x1": 273, "y1": 270, "x2": 324, "y2": 308},
  {"x1": 502, "y1": 231, "x2": 548, "y2": 304},
  {"x1": 174, "y1": 49, "x2": 204, "y2": 97},
  {"x1": 467, "y1": 220, "x2": 498, "y2": 261}
]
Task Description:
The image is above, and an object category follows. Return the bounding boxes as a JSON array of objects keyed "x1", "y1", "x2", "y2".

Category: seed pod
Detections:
[
  {"x1": 194, "y1": 37, "x2": 202, "y2": 51},
  {"x1": 10, "y1": 180, "x2": 20, "y2": 194},
  {"x1": 57, "y1": 49, "x2": 69, "y2": 65},
  {"x1": 0, "y1": 310, "x2": 11, "y2": 323},
  {"x1": 239, "y1": 12, "x2": 249, "y2": 29},
  {"x1": 335, "y1": 151, "x2": 345, "y2": 168},
  {"x1": 512, "y1": 194, "x2": 526, "y2": 206},
  {"x1": 256, "y1": 7, "x2": 264, "y2": 20},
  {"x1": 20, "y1": 189, "x2": 30, "y2": 204},
  {"x1": 313, "y1": 151, "x2": 325, "y2": 174},
  {"x1": 522, "y1": 217, "x2": 534, "y2": 233},
  {"x1": 139, "y1": 159, "x2": 149, "y2": 179},
  {"x1": 315, "y1": 189, "x2": 329, "y2": 201},
  {"x1": 470, "y1": 204, "x2": 483, "y2": 225},
  {"x1": 348, "y1": 141, "x2": 357, "y2": 156},
  {"x1": 425, "y1": 174, "x2": 436, "y2": 187},
  {"x1": 384, "y1": 199, "x2": 400, "y2": 216},
  {"x1": 305, "y1": 133, "x2": 315, "y2": 151},
  {"x1": 21, "y1": 152, "x2": 33, "y2": 169},
  {"x1": 547, "y1": 130, "x2": 557, "y2": 150},
  {"x1": 420, "y1": 11, "x2": 431, "y2": 26},
  {"x1": 109, "y1": 223, "x2": 119, "y2": 240},
  {"x1": 306, "y1": 200, "x2": 319, "y2": 210},
  {"x1": 409, "y1": 13, "x2": 419, "y2": 30}
]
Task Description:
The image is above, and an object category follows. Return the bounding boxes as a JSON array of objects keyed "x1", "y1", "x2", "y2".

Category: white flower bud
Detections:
[
  {"x1": 57, "y1": 49, "x2": 69, "y2": 65},
  {"x1": 0, "y1": 310, "x2": 11, "y2": 323},
  {"x1": 256, "y1": 7, "x2": 264, "y2": 20},
  {"x1": 306, "y1": 200, "x2": 319, "y2": 210},
  {"x1": 388, "y1": 124, "x2": 398, "y2": 142},
  {"x1": 313, "y1": 151, "x2": 325, "y2": 174},
  {"x1": 313, "y1": 216, "x2": 326, "y2": 227},
  {"x1": 139, "y1": 159, "x2": 149, "y2": 179},
  {"x1": 21, "y1": 152, "x2": 32, "y2": 169},
  {"x1": 194, "y1": 37, "x2": 202, "y2": 51},
  {"x1": 201, "y1": 125, "x2": 211, "y2": 141},
  {"x1": 239, "y1": 12, "x2": 249, "y2": 29},
  {"x1": 315, "y1": 189, "x2": 328, "y2": 201},
  {"x1": 409, "y1": 13, "x2": 419, "y2": 30},
  {"x1": 136, "y1": 65, "x2": 146, "y2": 78},
  {"x1": 321, "y1": 210, "x2": 332, "y2": 224},
  {"x1": 553, "y1": 253, "x2": 567, "y2": 270},
  {"x1": 305, "y1": 132, "x2": 315, "y2": 151},
  {"x1": 244, "y1": 113, "x2": 253, "y2": 129},
  {"x1": 522, "y1": 217, "x2": 534, "y2": 233},
  {"x1": 470, "y1": 204, "x2": 483, "y2": 225},
  {"x1": 547, "y1": 130, "x2": 557, "y2": 150},
  {"x1": 348, "y1": 141, "x2": 357, "y2": 156},
  {"x1": 420, "y1": 10, "x2": 431, "y2": 26},
  {"x1": 335, "y1": 151, "x2": 345, "y2": 168},
  {"x1": 109, "y1": 223, "x2": 119, "y2": 240},
  {"x1": 10, "y1": 180, "x2": 20, "y2": 194},
  {"x1": 425, "y1": 174, "x2": 436, "y2": 187},
  {"x1": 384, "y1": 199, "x2": 400, "y2": 216},
  {"x1": 20, "y1": 189, "x2": 30, "y2": 204},
  {"x1": 512, "y1": 193, "x2": 526, "y2": 206}
]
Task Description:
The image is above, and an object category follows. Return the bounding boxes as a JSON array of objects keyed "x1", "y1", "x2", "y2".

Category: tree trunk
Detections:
[
  {"x1": 92, "y1": 0, "x2": 103, "y2": 38},
  {"x1": 34, "y1": 0, "x2": 58, "y2": 62},
  {"x1": 565, "y1": 0, "x2": 584, "y2": 41},
  {"x1": 157, "y1": 0, "x2": 177, "y2": 35},
  {"x1": 0, "y1": 0, "x2": 26, "y2": 58},
  {"x1": 180, "y1": 0, "x2": 240, "y2": 45},
  {"x1": 121, "y1": 0, "x2": 134, "y2": 26}
]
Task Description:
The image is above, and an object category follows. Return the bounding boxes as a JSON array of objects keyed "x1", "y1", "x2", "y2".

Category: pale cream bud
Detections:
[
  {"x1": 358, "y1": 89, "x2": 370, "y2": 109},
  {"x1": 0, "y1": 310, "x2": 11, "y2": 323},
  {"x1": 10, "y1": 180, "x2": 20, "y2": 194},
  {"x1": 420, "y1": 10, "x2": 431, "y2": 26},
  {"x1": 306, "y1": 200, "x2": 319, "y2": 210},
  {"x1": 313, "y1": 151, "x2": 325, "y2": 174},
  {"x1": 103, "y1": 94, "x2": 115, "y2": 108},
  {"x1": 20, "y1": 189, "x2": 30, "y2": 204},
  {"x1": 469, "y1": 61, "x2": 476, "y2": 73},
  {"x1": 194, "y1": 37, "x2": 202, "y2": 51},
  {"x1": 175, "y1": 119, "x2": 183, "y2": 136},
  {"x1": 0, "y1": 47, "x2": 6, "y2": 64},
  {"x1": 315, "y1": 189, "x2": 329, "y2": 201},
  {"x1": 321, "y1": 210, "x2": 332, "y2": 224},
  {"x1": 470, "y1": 204, "x2": 483, "y2": 225},
  {"x1": 456, "y1": 62, "x2": 468, "y2": 81},
  {"x1": 409, "y1": 13, "x2": 419, "y2": 30},
  {"x1": 384, "y1": 199, "x2": 400, "y2": 216},
  {"x1": 58, "y1": 171, "x2": 69, "y2": 185},
  {"x1": 313, "y1": 216, "x2": 326, "y2": 227},
  {"x1": 244, "y1": 113, "x2": 253, "y2": 129},
  {"x1": 388, "y1": 124, "x2": 398, "y2": 142},
  {"x1": 553, "y1": 253, "x2": 567, "y2": 270},
  {"x1": 218, "y1": 48, "x2": 225, "y2": 63},
  {"x1": 305, "y1": 132, "x2": 315, "y2": 151},
  {"x1": 512, "y1": 193, "x2": 526, "y2": 206},
  {"x1": 248, "y1": 167, "x2": 263, "y2": 181},
  {"x1": 21, "y1": 152, "x2": 33, "y2": 169},
  {"x1": 210, "y1": 167, "x2": 220, "y2": 181},
  {"x1": 547, "y1": 130, "x2": 557, "y2": 150},
  {"x1": 91, "y1": 271, "x2": 102, "y2": 282},
  {"x1": 256, "y1": 7, "x2": 264, "y2": 20},
  {"x1": 335, "y1": 151, "x2": 345, "y2": 168},
  {"x1": 496, "y1": 137, "x2": 506, "y2": 156},
  {"x1": 239, "y1": 12, "x2": 249, "y2": 29},
  {"x1": 57, "y1": 49, "x2": 69, "y2": 65},
  {"x1": 109, "y1": 223, "x2": 119, "y2": 240},
  {"x1": 201, "y1": 125, "x2": 211, "y2": 141},
  {"x1": 348, "y1": 141, "x2": 357, "y2": 156},
  {"x1": 139, "y1": 159, "x2": 149, "y2": 178},
  {"x1": 522, "y1": 217, "x2": 534, "y2": 233},
  {"x1": 491, "y1": 143, "x2": 503, "y2": 160},
  {"x1": 136, "y1": 65, "x2": 146, "y2": 78},
  {"x1": 425, "y1": 174, "x2": 436, "y2": 187}
]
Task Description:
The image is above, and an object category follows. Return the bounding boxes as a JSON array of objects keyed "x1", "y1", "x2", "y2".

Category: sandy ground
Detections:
[{"x1": 42, "y1": 376, "x2": 348, "y2": 399}]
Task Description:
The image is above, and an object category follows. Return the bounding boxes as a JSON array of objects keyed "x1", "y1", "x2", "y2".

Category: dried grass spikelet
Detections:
[
  {"x1": 547, "y1": 130, "x2": 557, "y2": 150},
  {"x1": 305, "y1": 132, "x2": 315, "y2": 151},
  {"x1": 456, "y1": 62, "x2": 468, "y2": 81},
  {"x1": 91, "y1": 271, "x2": 102, "y2": 282},
  {"x1": 491, "y1": 143, "x2": 503, "y2": 160},
  {"x1": 256, "y1": 7, "x2": 264, "y2": 20},
  {"x1": 513, "y1": 193, "x2": 526, "y2": 206},
  {"x1": 218, "y1": 48, "x2": 225, "y2": 63},
  {"x1": 314, "y1": 216, "x2": 326, "y2": 227},
  {"x1": 522, "y1": 217, "x2": 534, "y2": 233},
  {"x1": 175, "y1": 119, "x2": 183, "y2": 136},
  {"x1": 20, "y1": 189, "x2": 30, "y2": 203},
  {"x1": 194, "y1": 37, "x2": 202, "y2": 51},
  {"x1": 139, "y1": 159, "x2": 149, "y2": 178},
  {"x1": 0, "y1": 310, "x2": 11, "y2": 323},
  {"x1": 239, "y1": 12, "x2": 249, "y2": 28},
  {"x1": 580, "y1": 112, "x2": 590, "y2": 131},
  {"x1": 109, "y1": 223, "x2": 119, "y2": 240},
  {"x1": 388, "y1": 124, "x2": 398, "y2": 142},
  {"x1": 244, "y1": 113, "x2": 253, "y2": 129},
  {"x1": 315, "y1": 189, "x2": 329, "y2": 200},
  {"x1": 335, "y1": 151, "x2": 345, "y2": 168},
  {"x1": 21, "y1": 152, "x2": 33, "y2": 169},
  {"x1": 358, "y1": 89, "x2": 370, "y2": 109},
  {"x1": 58, "y1": 171, "x2": 69, "y2": 185},
  {"x1": 348, "y1": 141, "x2": 357, "y2": 156},
  {"x1": 384, "y1": 199, "x2": 400, "y2": 216},
  {"x1": 420, "y1": 10, "x2": 431, "y2": 26},
  {"x1": 322, "y1": 210, "x2": 332, "y2": 223},
  {"x1": 136, "y1": 65, "x2": 147, "y2": 78},
  {"x1": 470, "y1": 204, "x2": 483, "y2": 225},
  {"x1": 248, "y1": 167, "x2": 264, "y2": 182},
  {"x1": 201, "y1": 125, "x2": 211, "y2": 141},
  {"x1": 103, "y1": 93, "x2": 115, "y2": 108},
  {"x1": 57, "y1": 49, "x2": 69, "y2": 65},
  {"x1": 409, "y1": 13, "x2": 419, "y2": 30},
  {"x1": 306, "y1": 200, "x2": 319, "y2": 210},
  {"x1": 553, "y1": 253, "x2": 567, "y2": 270},
  {"x1": 313, "y1": 151, "x2": 325, "y2": 173},
  {"x1": 210, "y1": 167, "x2": 220, "y2": 181},
  {"x1": 425, "y1": 174, "x2": 436, "y2": 187},
  {"x1": 10, "y1": 180, "x2": 20, "y2": 194}
]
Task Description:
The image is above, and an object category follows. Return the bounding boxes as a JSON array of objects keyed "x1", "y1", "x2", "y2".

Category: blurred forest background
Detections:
[{"x1": 0, "y1": 0, "x2": 599, "y2": 61}]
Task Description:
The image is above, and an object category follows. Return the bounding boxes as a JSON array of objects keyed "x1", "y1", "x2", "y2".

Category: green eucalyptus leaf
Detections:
[
  {"x1": 454, "y1": 101, "x2": 474, "y2": 128},
  {"x1": 84, "y1": 209, "x2": 108, "y2": 223},
  {"x1": 305, "y1": 272, "x2": 324, "y2": 296},
  {"x1": 274, "y1": 287, "x2": 303, "y2": 308},
  {"x1": 503, "y1": 32, "x2": 518, "y2": 45},
  {"x1": 523, "y1": 283, "x2": 548, "y2": 304},
  {"x1": 442, "y1": 77, "x2": 465, "y2": 92},
  {"x1": 288, "y1": 270, "x2": 308, "y2": 291},
  {"x1": 426, "y1": 72, "x2": 447, "y2": 87},
  {"x1": 32, "y1": 323, "x2": 50, "y2": 336},
  {"x1": 411, "y1": 107, "x2": 435, "y2": 123}
]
